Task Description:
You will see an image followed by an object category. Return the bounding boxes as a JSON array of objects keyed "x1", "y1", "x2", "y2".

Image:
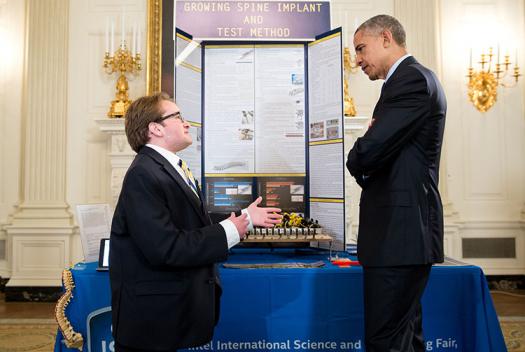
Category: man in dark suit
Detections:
[
  {"x1": 347, "y1": 15, "x2": 446, "y2": 352},
  {"x1": 110, "y1": 92, "x2": 282, "y2": 352}
]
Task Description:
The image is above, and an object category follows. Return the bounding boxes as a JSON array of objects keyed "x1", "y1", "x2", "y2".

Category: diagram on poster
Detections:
[
  {"x1": 257, "y1": 176, "x2": 306, "y2": 213},
  {"x1": 204, "y1": 45, "x2": 306, "y2": 175},
  {"x1": 205, "y1": 177, "x2": 254, "y2": 212},
  {"x1": 204, "y1": 47, "x2": 255, "y2": 173}
]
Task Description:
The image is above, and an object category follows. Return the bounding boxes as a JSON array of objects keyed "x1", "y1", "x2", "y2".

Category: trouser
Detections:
[{"x1": 363, "y1": 264, "x2": 432, "y2": 352}]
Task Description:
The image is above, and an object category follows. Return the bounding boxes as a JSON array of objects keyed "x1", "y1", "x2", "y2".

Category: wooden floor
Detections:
[
  {"x1": 0, "y1": 290, "x2": 523, "y2": 320},
  {"x1": 0, "y1": 292, "x2": 56, "y2": 319},
  {"x1": 490, "y1": 289, "x2": 525, "y2": 317}
]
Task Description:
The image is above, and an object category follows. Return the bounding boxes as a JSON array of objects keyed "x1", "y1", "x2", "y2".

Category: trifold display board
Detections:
[{"x1": 174, "y1": 27, "x2": 345, "y2": 249}]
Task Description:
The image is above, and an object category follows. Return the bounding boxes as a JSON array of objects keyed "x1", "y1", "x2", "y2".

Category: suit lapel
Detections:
[
  {"x1": 374, "y1": 56, "x2": 418, "y2": 116},
  {"x1": 140, "y1": 147, "x2": 208, "y2": 223},
  {"x1": 196, "y1": 180, "x2": 213, "y2": 225},
  {"x1": 381, "y1": 56, "x2": 417, "y2": 94}
]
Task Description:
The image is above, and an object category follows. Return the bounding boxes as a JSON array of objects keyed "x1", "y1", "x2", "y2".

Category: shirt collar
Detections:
[
  {"x1": 384, "y1": 54, "x2": 412, "y2": 83},
  {"x1": 145, "y1": 143, "x2": 181, "y2": 169}
]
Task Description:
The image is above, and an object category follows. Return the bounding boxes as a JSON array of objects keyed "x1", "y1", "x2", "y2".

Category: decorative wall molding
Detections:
[
  {"x1": 6, "y1": 231, "x2": 72, "y2": 286},
  {"x1": 394, "y1": 0, "x2": 438, "y2": 71},
  {"x1": 5, "y1": 0, "x2": 75, "y2": 287},
  {"x1": 457, "y1": 220, "x2": 525, "y2": 275},
  {"x1": 0, "y1": 0, "x2": 26, "y2": 278},
  {"x1": 0, "y1": 0, "x2": 8, "y2": 277},
  {"x1": 439, "y1": 0, "x2": 525, "y2": 226}
]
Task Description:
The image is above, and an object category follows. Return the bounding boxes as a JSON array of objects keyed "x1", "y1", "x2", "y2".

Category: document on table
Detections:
[{"x1": 75, "y1": 204, "x2": 111, "y2": 262}]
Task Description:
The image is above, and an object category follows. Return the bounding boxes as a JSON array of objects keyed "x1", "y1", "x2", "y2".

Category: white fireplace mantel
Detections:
[{"x1": 95, "y1": 118, "x2": 135, "y2": 206}]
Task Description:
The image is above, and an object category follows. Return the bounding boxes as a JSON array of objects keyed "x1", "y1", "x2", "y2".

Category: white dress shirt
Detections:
[
  {"x1": 145, "y1": 144, "x2": 253, "y2": 248},
  {"x1": 384, "y1": 53, "x2": 412, "y2": 83}
]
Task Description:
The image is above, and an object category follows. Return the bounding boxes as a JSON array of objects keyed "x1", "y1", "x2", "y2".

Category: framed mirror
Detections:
[{"x1": 146, "y1": 0, "x2": 175, "y2": 95}]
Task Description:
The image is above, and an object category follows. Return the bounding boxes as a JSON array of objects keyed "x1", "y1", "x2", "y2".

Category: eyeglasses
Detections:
[{"x1": 157, "y1": 112, "x2": 185, "y2": 123}]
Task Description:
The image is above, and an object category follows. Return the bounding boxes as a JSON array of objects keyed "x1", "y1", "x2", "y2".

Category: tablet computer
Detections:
[{"x1": 97, "y1": 238, "x2": 110, "y2": 271}]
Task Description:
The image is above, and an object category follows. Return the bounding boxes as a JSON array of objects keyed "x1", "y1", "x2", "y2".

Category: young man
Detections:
[
  {"x1": 347, "y1": 15, "x2": 447, "y2": 352},
  {"x1": 110, "y1": 92, "x2": 282, "y2": 352}
]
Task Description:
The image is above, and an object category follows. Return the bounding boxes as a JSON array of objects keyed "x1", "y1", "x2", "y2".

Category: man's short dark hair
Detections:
[
  {"x1": 125, "y1": 92, "x2": 171, "y2": 152},
  {"x1": 357, "y1": 14, "x2": 406, "y2": 48}
]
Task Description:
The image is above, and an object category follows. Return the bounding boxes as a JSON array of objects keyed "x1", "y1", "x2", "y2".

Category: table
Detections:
[{"x1": 54, "y1": 249, "x2": 506, "y2": 352}]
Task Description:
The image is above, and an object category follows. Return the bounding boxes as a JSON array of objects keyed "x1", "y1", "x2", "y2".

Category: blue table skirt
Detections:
[{"x1": 54, "y1": 249, "x2": 506, "y2": 352}]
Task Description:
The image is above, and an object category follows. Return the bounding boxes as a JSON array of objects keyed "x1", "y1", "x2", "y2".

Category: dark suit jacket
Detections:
[
  {"x1": 110, "y1": 146, "x2": 228, "y2": 350},
  {"x1": 347, "y1": 56, "x2": 447, "y2": 267}
]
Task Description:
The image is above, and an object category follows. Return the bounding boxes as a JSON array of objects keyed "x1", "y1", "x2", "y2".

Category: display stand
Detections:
[{"x1": 174, "y1": 27, "x2": 346, "y2": 250}]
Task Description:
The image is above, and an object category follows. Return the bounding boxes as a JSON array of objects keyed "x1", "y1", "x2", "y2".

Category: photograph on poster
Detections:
[
  {"x1": 239, "y1": 128, "x2": 254, "y2": 140},
  {"x1": 310, "y1": 121, "x2": 325, "y2": 139},
  {"x1": 291, "y1": 73, "x2": 303, "y2": 85}
]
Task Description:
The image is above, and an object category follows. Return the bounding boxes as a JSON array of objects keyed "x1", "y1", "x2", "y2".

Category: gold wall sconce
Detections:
[
  {"x1": 467, "y1": 47, "x2": 521, "y2": 112},
  {"x1": 103, "y1": 15, "x2": 142, "y2": 118},
  {"x1": 343, "y1": 46, "x2": 358, "y2": 117}
]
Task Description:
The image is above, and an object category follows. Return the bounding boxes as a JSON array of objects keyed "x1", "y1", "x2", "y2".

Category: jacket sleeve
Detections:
[
  {"x1": 118, "y1": 165, "x2": 229, "y2": 268},
  {"x1": 347, "y1": 70, "x2": 430, "y2": 177}
]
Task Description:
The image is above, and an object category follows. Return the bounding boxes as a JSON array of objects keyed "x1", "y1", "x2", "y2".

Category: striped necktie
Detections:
[{"x1": 178, "y1": 159, "x2": 198, "y2": 194}]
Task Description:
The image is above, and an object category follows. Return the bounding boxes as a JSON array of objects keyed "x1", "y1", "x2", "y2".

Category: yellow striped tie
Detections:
[{"x1": 179, "y1": 159, "x2": 198, "y2": 193}]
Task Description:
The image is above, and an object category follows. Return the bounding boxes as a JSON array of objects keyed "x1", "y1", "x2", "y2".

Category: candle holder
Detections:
[
  {"x1": 103, "y1": 43, "x2": 142, "y2": 118},
  {"x1": 343, "y1": 47, "x2": 358, "y2": 116},
  {"x1": 467, "y1": 47, "x2": 521, "y2": 112}
]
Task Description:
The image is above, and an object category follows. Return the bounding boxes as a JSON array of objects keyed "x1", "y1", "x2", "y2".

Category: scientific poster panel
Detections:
[
  {"x1": 308, "y1": 30, "x2": 343, "y2": 142},
  {"x1": 309, "y1": 142, "x2": 344, "y2": 199},
  {"x1": 254, "y1": 45, "x2": 305, "y2": 173},
  {"x1": 175, "y1": 31, "x2": 202, "y2": 123},
  {"x1": 204, "y1": 46, "x2": 255, "y2": 173},
  {"x1": 310, "y1": 200, "x2": 345, "y2": 250}
]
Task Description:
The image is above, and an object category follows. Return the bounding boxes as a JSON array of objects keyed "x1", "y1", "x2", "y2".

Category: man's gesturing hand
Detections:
[
  {"x1": 247, "y1": 196, "x2": 283, "y2": 227},
  {"x1": 228, "y1": 212, "x2": 249, "y2": 239}
]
